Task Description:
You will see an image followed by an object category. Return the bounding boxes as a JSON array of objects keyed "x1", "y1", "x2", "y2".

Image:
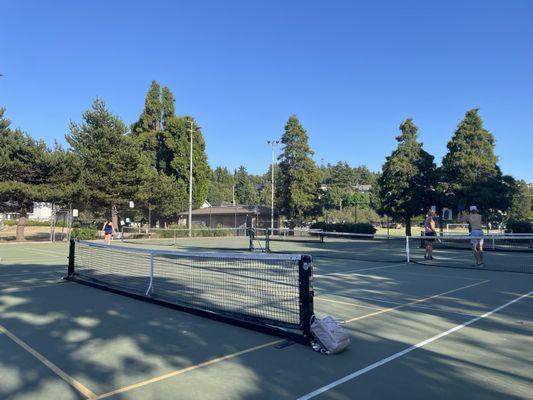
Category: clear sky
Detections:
[{"x1": 1, "y1": 1, "x2": 532, "y2": 181}]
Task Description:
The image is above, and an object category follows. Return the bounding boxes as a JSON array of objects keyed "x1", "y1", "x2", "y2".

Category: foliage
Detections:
[
  {"x1": 277, "y1": 116, "x2": 320, "y2": 225},
  {"x1": 378, "y1": 119, "x2": 436, "y2": 235},
  {"x1": 508, "y1": 180, "x2": 532, "y2": 221},
  {"x1": 66, "y1": 99, "x2": 141, "y2": 217},
  {"x1": 234, "y1": 166, "x2": 258, "y2": 205},
  {"x1": 208, "y1": 166, "x2": 235, "y2": 203},
  {"x1": 70, "y1": 227, "x2": 99, "y2": 240},
  {"x1": 161, "y1": 116, "x2": 211, "y2": 209},
  {"x1": 439, "y1": 109, "x2": 515, "y2": 222},
  {"x1": 310, "y1": 221, "x2": 376, "y2": 234},
  {"x1": 322, "y1": 206, "x2": 380, "y2": 224},
  {"x1": 505, "y1": 220, "x2": 533, "y2": 234}
]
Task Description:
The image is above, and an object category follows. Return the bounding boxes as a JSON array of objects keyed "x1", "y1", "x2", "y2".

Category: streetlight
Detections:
[
  {"x1": 267, "y1": 140, "x2": 279, "y2": 231},
  {"x1": 188, "y1": 119, "x2": 194, "y2": 237}
]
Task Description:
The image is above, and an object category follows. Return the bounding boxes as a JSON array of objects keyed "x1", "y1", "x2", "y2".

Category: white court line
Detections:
[
  {"x1": 315, "y1": 293, "x2": 478, "y2": 318},
  {"x1": 316, "y1": 263, "x2": 405, "y2": 277},
  {"x1": 0, "y1": 281, "x2": 67, "y2": 292},
  {"x1": 26, "y1": 248, "x2": 67, "y2": 257},
  {"x1": 297, "y1": 290, "x2": 533, "y2": 400}
]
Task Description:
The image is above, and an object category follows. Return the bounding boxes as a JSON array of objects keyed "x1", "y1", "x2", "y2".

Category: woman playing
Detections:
[
  {"x1": 459, "y1": 206, "x2": 484, "y2": 266},
  {"x1": 102, "y1": 218, "x2": 116, "y2": 245},
  {"x1": 424, "y1": 209, "x2": 437, "y2": 260}
]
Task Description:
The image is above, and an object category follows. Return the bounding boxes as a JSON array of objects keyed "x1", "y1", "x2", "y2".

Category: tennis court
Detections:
[{"x1": 0, "y1": 237, "x2": 531, "y2": 400}]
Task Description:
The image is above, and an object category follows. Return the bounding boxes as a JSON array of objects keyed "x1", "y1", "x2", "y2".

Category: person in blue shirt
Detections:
[{"x1": 102, "y1": 218, "x2": 116, "y2": 245}]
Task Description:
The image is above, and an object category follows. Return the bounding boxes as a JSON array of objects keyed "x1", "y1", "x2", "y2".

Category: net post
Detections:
[
  {"x1": 145, "y1": 253, "x2": 154, "y2": 296},
  {"x1": 406, "y1": 236, "x2": 410, "y2": 263},
  {"x1": 247, "y1": 227, "x2": 254, "y2": 251},
  {"x1": 265, "y1": 228, "x2": 270, "y2": 252},
  {"x1": 68, "y1": 238, "x2": 75, "y2": 276},
  {"x1": 298, "y1": 255, "x2": 314, "y2": 341}
]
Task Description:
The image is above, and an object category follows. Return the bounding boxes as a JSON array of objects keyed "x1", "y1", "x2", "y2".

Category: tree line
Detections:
[{"x1": 1, "y1": 81, "x2": 531, "y2": 239}]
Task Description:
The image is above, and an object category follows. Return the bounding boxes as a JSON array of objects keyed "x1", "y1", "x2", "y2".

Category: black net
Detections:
[
  {"x1": 264, "y1": 230, "x2": 408, "y2": 263},
  {"x1": 68, "y1": 240, "x2": 313, "y2": 340},
  {"x1": 120, "y1": 226, "x2": 252, "y2": 251},
  {"x1": 410, "y1": 234, "x2": 533, "y2": 274}
]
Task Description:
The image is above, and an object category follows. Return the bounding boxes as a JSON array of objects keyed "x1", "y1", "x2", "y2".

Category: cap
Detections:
[{"x1": 469, "y1": 205, "x2": 478, "y2": 212}]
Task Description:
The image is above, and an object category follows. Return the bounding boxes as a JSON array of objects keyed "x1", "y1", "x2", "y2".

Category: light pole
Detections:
[
  {"x1": 267, "y1": 140, "x2": 279, "y2": 231},
  {"x1": 188, "y1": 119, "x2": 194, "y2": 237}
]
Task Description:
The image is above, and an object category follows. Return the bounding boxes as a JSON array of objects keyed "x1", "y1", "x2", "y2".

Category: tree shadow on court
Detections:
[{"x1": 0, "y1": 258, "x2": 531, "y2": 399}]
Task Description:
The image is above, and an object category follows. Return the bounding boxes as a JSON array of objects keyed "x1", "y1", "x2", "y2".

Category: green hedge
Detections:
[
  {"x1": 310, "y1": 222, "x2": 376, "y2": 235},
  {"x1": 1, "y1": 219, "x2": 67, "y2": 227},
  {"x1": 505, "y1": 220, "x2": 533, "y2": 234},
  {"x1": 70, "y1": 228, "x2": 98, "y2": 240}
]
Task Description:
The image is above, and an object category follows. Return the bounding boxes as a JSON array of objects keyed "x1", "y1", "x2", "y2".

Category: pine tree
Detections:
[
  {"x1": 277, "y1": 116, "x2": 320, "y2": 225},
  {"x1": 66, "y1": 99, "x2": 141, "y2": 225},
  {"x1": 378, "y1": 119, "x2": 436, "y2": 235},
  {"x1": 234, "y1": 166, "x2": 258, "y2": 205},
  {"x1": 131, "y1": 81, "x2": 163, "y2": 168},
  {"x1": 162, "y1": 116, "x2": 211, "y2": 209},
  {"x1": 439, "y1": 109, "x2": 514, "y2": 221},
  {"x1": 0, "y1": 107, "x2": 53, "y2": 239},
  {"x1": 208, "y1": 166, "x2": 235, "y2": 203}
]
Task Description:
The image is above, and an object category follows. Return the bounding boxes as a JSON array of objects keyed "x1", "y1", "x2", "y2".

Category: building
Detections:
[
  {"x1": 0, "y1": 202, "x2": 53, "y2": 221},
  {"x1": 177, "y1": 202, "x2": 278, "y2": 229}
]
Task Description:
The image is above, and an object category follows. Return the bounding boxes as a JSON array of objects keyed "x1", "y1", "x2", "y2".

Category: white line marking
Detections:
[
  {"x1": 26, "y1": 248, "x2": 66, "y2": 257},
  {"x1": 316, "y1": 263, "x2": 405, "y2": 277},
  {"x1": 315, "y1": 293, "x2": 477, "y2": 318},
  {"x1": 297, "y1": 290, "x2": 533, "y2": 400}
]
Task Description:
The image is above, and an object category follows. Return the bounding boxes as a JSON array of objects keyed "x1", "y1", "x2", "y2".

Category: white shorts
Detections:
[{"x1": 470, "y1": 229, "x2": 484, "y2": 245}]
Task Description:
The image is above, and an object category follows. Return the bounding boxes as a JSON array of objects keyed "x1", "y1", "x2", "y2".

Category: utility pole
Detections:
[
  {"x1": 188, "y1": 119, "x2": 194, "y2": 237},
  {"x1": 267, "y1": 140, "x2": 279, "y2": 230}
]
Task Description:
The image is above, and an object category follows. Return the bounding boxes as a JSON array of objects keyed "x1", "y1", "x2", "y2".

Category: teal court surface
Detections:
[{"x1": 0, "y1": 237, "x2": 531, "y2": 400}]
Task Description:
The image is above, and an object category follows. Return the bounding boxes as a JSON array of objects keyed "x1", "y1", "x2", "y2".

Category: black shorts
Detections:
[{"x1": 425, "y1": 231, "x2": 436, "y2": 243}]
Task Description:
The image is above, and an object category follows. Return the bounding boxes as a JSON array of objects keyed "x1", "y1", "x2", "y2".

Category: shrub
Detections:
[
  {"x1": 70, "y1": 228, "x2": 98, "y2": 240},
  {"x1": 310, "y1": 222, "x2": 376, "y2": 234},
  {"x1": 505, "y1": 220, "x2": 533, "y2": 234}
]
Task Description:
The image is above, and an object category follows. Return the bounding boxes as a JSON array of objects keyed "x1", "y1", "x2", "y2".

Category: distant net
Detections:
[
  {"x1": 411, "y1": 234, "x2": 533, "y2": 273},
  {"x1": 259, "y1": 229, "x2": 408, "y2": 263},
  {"x1": 66, "y1": 240, "x2": 314, "y2": 342},
  {"x1": 121, "y1": 226, "x2": 254, "y2": 251},
  {"x1": 253, "y1": 228, "x2": 533, "y2": 273},
  {"x1": 254, "y1": 228, "x2": 323, "y2": 244}
]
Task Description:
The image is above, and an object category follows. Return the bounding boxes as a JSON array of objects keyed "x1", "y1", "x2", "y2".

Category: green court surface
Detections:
[{"x1": 0, "y1": 239, "x2": 531, "y2": 400}]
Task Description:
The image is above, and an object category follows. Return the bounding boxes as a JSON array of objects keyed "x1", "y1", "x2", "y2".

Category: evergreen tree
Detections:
[
  {"x1": 439, "y1": 109, "x2": 514, "y2": 221},
  {"x1": 378, "y1": 119, "x2": 436, "y2": 235},
  {"x1": 208, "y1": 166, "x2": 235, "y2": 203},
  {"x1": 131, "y1": 81, "x2": 163, "y2": 168},
  {"x1": 162, "y1": 116, "x2": 211, "y2": 209},
  {"x1": 234, "y1": 166, "x2": 258, "y2": 205},
  {"x1": 0, "y1": 108, "x2": 53, "y2": 239},
  {"x1": 66, "y1": 99, "x2": 141, "y2": 226},
  {"x1": 508, "y1": 180, "x2": 531, "y2": 221},
  {"x1": 277, "y1": 116, "x2": 320, "y2": 225},
  {"x1": 325, "y1": 161, "x2": 356, "y2": 188}
]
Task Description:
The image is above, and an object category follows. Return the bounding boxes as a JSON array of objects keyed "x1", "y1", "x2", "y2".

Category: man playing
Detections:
[{"x1": 459, "y1": 206, "x2": 484, "y2": 266}]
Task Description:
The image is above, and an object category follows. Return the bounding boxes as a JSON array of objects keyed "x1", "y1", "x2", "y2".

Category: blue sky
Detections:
[{"x1": 1, "y1": 1, "x2": 532, "y2": 181}]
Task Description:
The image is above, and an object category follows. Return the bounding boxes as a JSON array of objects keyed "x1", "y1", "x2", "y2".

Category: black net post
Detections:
[
  {"x1": 298, "y1": 255, "x2": 314, "y2": 340},
  {"x1": 68, "y1": 239, "x2": 75, "y2": 276}
]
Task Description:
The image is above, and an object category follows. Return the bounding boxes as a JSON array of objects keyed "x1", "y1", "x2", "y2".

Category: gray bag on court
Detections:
[{"x1": 310, "y1": 316, "x2": 350, "y2": 355}]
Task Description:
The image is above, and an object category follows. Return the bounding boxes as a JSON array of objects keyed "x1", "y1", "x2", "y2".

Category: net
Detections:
[
  {"x1": 411, "y1": 234, "x2": 533, "y2": 273},
  {"x1": 263, "y1": 230, "x2": 408, "y2": 263},
  {"x1": 121, "y1": 226, "x2": 253, "y2": 251},
  {"x1": 255, "y1": 228, "x2": 324, "y2": 244},
  {"x1": 66, "y1": 240, "x2": 314, "y2": 343},
  {"x1": 256, "y1": 229, "x2": 533, "y2": 273}
]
